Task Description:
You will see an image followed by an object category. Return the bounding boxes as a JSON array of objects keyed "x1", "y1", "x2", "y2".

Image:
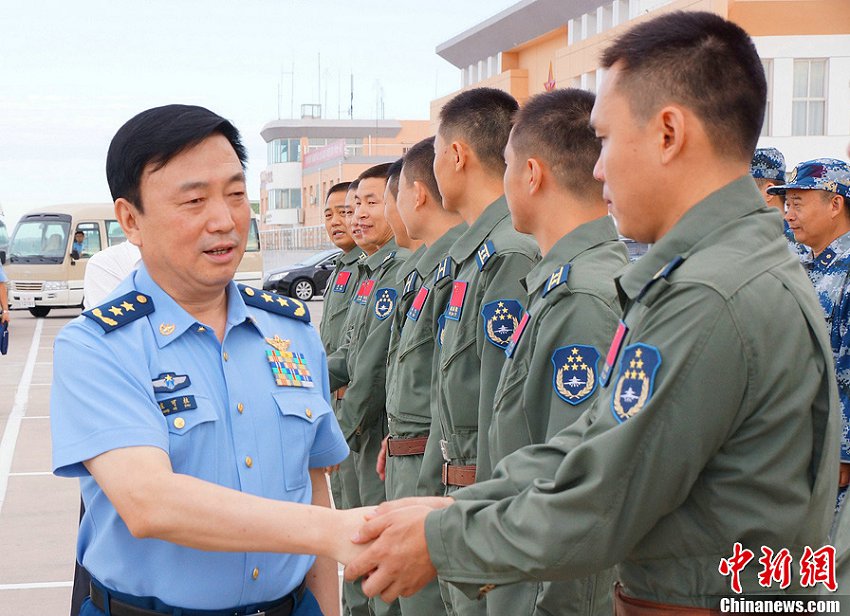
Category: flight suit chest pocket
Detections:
[
  {"x1": 165, "y1": 396, "x2": 218, "y2": 474},
  {"x1": 272, "y1": 391, "x2": 332, "y2": 491}
]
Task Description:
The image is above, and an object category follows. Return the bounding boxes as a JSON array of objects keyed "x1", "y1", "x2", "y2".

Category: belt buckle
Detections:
[
  {"x1": 441, "y1": 462, "x2": 449, "y2": 485},
  {"x1": 386, "y1": 435, "x2": 394, "y2": 457},
  {"x1": 439, "y1": 439, "x2": 450, "y2": 462}
]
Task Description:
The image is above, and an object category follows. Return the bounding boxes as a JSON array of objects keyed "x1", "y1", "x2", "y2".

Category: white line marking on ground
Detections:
[
  {"x1": 0, "y1": 581, "x2": 73, "y2": 590},
  {"x1": 8, "y1": 471, "x2": 52, "y2": 477},
  {"x1": 21, "y1": 416, "x2": 49, "y2": 420},
  {"x1": 0, "y1": 318, "x2": 44, "y2": 515}
]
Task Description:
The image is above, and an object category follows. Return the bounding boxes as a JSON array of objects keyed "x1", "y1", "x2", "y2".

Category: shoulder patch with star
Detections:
[
  {"x1": 611, "y1": 343, "x2": 661, "y2": 422},
  {"x1": 82, "y1": 291, "x2": 154, "y2": 333},
  {"x1": 239, "y1": 284, "x2": 310, "y2": 323},
  {"x1": 374, "y1": 288, "x2": 398, "y2": 320},
  {"x1": 480, "y1": 299, "x2": 523, "y2": 349},
  {"x1": 551, "y1": 345, "x2": 600, "y2": 405}
]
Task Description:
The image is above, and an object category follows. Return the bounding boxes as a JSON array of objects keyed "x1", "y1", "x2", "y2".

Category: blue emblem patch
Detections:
[
  {"x1": 434, "y1": 257, "x2": 453, "y2": 284},
  {"x1": 611, "y1": 343, "x2": 661, "y2": 423},
  {"x1": 475, "y1": 240, "x2": 496, "y2": 271},
  {"x1": 481, "y1": 299, "x2": 523, "y2": 349},
  {"x1": 152, "y1": 372, "x2": 191, "y2": 394},
  {"x1": 437, "y1": 313, "x2": 447, "y2": 347},
  {"x1": 374, "y1": 288, "x2": 397, "y2": 320},
  {"x1": 158, "y1": 395, "x2": 197, "y2": 415},
  {"x1": 551, "y1": 345, "x2": 600, "y2": 405},
  {"x1": 542, "y1": 264, "x2": 570, "y2": 297},
  {"x1": 403, "y1": 271, "x2": 419, "y2": 297}
]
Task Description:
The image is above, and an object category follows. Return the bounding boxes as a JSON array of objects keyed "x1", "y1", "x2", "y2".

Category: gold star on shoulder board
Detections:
[
  {"x1": 265, "y1": 335, "x2": 291, "y2": 353},
  {"x1": 261, "y1": 292, "x2": 274, "y2": 303}
]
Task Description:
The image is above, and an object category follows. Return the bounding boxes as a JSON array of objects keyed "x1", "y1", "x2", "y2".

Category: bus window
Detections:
[
  {"x1": 74, "y1": 222, "x2": 102, "y2": 258},
  {"x1": 10, "y1": 217, "x2": 71, "y2": 263},
  {"x1": 106, "y1": 220, "x2": 127, "y2": 247}
]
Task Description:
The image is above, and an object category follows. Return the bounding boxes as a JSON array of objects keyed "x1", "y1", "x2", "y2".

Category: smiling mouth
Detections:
[{"x1": 205, "y1": 247, "x2": 234, "y2": 256}]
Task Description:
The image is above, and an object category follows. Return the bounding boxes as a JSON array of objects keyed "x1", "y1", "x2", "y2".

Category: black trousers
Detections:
[{"x1": 70, "y1": 498, "x2": 92, "y2": 616}]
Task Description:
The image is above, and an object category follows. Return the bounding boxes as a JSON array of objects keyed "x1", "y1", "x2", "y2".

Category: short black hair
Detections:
[
  {"x1": 511, "y1": 89, "x2": 600, "y2": 199},
  {"x1": 357, "y1": 162, "x2": 393, "y2": 182},
  {"x1": 326, "y1": 181, "x2": 351, "y2": 206},
  {"x1": 348, "y1": 178, "x2": 360, "y2": 192},
  {"x1": 438, "y1": 87, "x2": 518, "y2": 176},
  {"x1": 386, "y1": 158, "x2": 404, "y2": 200},
  {"x1": 106, "y1": 104, "x2": 247, "y2": 213},
  {"x1": 600, "y1": 11, "x2": 766, "y2": 161},
  {"x1": 402, "y1": 136, "x2": 441, "y2": 202}
]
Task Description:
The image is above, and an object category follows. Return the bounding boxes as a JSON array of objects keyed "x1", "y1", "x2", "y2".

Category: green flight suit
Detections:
[
  {"x1": 487, "y1": 216, "x2": 627, "y2": 616},
  {"x1": 429, "y1": 197, "x2": 538, "y2": 616},
  {"x1": 425, "y1": 177, "x2": 839, "y2": 609},
  {"x1": 385, "y1": 224, "x2": 466, "y2": 616},
  {"x1": 319, "y1": 246, "x2": 371, "y2": 616},
  {"x1": 329, "y1": 239, "x2": 408, "y2": 616}
]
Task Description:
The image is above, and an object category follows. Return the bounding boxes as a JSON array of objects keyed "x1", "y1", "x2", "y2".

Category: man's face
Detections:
[
  {"x1": 503, "y1": 135, "x2": 531, "y2": 234},
  {"x1": 383, "y1": 181, "x2": 407, "y2": 241},
  {"x1": 130, "y1": 133, "x2": 250, "y2": 299},
  {"x1": 396, "y1": 168, "x2": 420, "y2": 239},
  {"x1": 354, "y1": 177, "x2": 393, "y2": 249},
  {"x1": 433, "y1": 130, "x2": 460, "y2": 212},
  {"x1": 784, "y1": 189, "x2": 835, "y2": 249},
  {"x1": 591, "y1": 66, "x2": 661, "y2": 243},
  {"x1": 74, "y1": 232, "x2": 84, "y2": 243},
  {"x1": 324, "y1": 190, "x2": 355, "y2": 251},
  {"x1": 343, "y1": 188, "x2": 361, "y2": 243},
  {"x1": 755, "y1": 179, "x2": 785, "y2": 211}
]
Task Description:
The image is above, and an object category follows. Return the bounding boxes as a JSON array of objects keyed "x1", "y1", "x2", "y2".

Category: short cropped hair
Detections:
[
  {"x1": 402, "y1": 136, "x2": 441, "y2": 202},
  {"x1": 357, "y1": 162, "x2": 393, "y2": 182},
  {"x1": 438, "y1": 87, "x2": 518, "y2": 176},
  {"x1": 386, "y1": 158, "x2": 404, "y2": 200},
  {"x1": 106, "y1": 104, "x2": 247, "y2": 213},
  {"x1": 326, "y1": 181, "x2": 351, "y2": 205},
  {"x1": 511, "y1": 89, "x2": 600, "y2": 199},
  {"x1": 348, "y1": 178, "x2": 360, "y2": 192},
  {"x1": 600, "y1": 11, "x2": 766, "y2": 161}
]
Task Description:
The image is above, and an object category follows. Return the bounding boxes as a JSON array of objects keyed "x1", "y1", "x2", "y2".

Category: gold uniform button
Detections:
[
  {"x1": 245, "y1": 456, "x2": 253, "y2": 468},
  {"x1": 305, "y1": 408, "x2": 312, "y2": 418},
  {"x1": 223, "y1": 351, "x2": 229, "y2": 361},
  {"x1": 197, "y1": 326, "x2": 206, "y2": 332},
  {"x1": 173, "y1": 417, "x2": 185, "y2": 429},
  {"x1": 237, "y1": 403, "x2": 244, "y2": 414},
  {"x1": 252, "y1": 567, "x2": 259, "y2": 580}
]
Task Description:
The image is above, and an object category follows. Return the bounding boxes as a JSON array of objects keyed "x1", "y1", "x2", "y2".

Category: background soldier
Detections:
[
  {"x1": 346, "y1": 12, "x2": 839, "y2": 612},
  {"x1": 750, "y1": 146, "x2": 802, "y2": 253},
  {"x1": 488, "y1": 88, "x2": 628, "y2": 616}
]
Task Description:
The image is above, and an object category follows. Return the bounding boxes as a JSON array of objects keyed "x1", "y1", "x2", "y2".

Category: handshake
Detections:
[{"x1": 329, "y1": 496, "x2": 454, "y2": 603}]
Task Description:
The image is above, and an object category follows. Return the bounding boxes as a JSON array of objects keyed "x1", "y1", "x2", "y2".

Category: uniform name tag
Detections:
[
  {"x1": 445, "y1": 281, "x2": 468, "y2": 321},
  {"x1": 504, "y1": 312, "x2": 530, "y2": 358},
  {"x1": 407, "y1": 286, "x2": 430, "y2": 321},
  {"x1": 355, "y1": 279, "x2": 376, "y2": 305},
  {"x1": 600, "y1": 320, "x2": 629, "y2": 387},
  {"x1": 159, "y1": 395, "x2": 197, "y2": 415},
  {"x1": 333, "y1": 271, "x2": 352, "y2": 293}
]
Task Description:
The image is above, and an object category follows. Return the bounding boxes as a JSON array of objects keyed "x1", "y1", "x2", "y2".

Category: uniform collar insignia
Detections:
[
  {"x1": 475, "y1": 240, "x2": 496, "y2": 271},
  {"x1": 434, "y1": 257, "x2": 454, "y2": 284},
  {"x1": 542, "y1": 264, "x2": 571, "y2": 297}
]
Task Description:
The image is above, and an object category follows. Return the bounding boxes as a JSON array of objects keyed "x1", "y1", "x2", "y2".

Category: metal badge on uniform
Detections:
[
  {"x1": 611, "y1": 343, "x2": 661, "y2": 423},
  {"x1": 434, "y1": 257, "x2": 453, "y2": 284},
  {"x1": 600, "y1": 320, "x2": 629, "y2": 387},
  {"x1": 552, "y1": 345, "x2": 600, "y2": 405},
  {"x1": 403, "y1": 271, "x2": 419, "y2": 297},
  {"x1": 374, "y1": 288, "x2": 397, "y2": 321},
  {"x1": 445, "y1": 281, "x2": 468, "y2": 321},
  {"x1": 158, "y1": 395, "x2": 197, "y2": 415},
  {"x1": 437, "y1": 313, "x2": 447, "y2": 347},
  {"x1": 481, "y1": 299, "x2": 523, "y2": 349},
  {"x1": 152, "y1": 372, "x2": 191, "y2": 394},
  {"x1": 504, "y1": 311, "x2": 530, "y2": 358},
  {"x1": 265, "y1": 335, "x2": 314, "y2": 388},
  {"x1": 354, "y1": 279, "x2": 376, "y2": 305},
  {"x1": 333, "y1": 271, "x2": 352, "y2": 293},
  {"x1": 407, "y1": 286, "x2": 430, "y2": 321}
]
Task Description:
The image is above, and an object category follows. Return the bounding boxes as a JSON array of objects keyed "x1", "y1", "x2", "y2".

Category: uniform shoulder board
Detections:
[
  {"x1": 637, "y1": 255, "x2": 685, "y2": 302},
  {"x1": 381, "y1": 251, "x2": 397, "y2": 266},
  {"x1": 358, "y1": 251, "x2": 368, "y2": 262},
  {"x1": 475, "y1": 240, "x2": 497, "y2": 271},
  {"x1": 82, "y1": 291, "x2": 155, "y2": 333},
  {"x1": 434, "y1": 256, "x2": 454, "y2": 284},
  {"x1": 542, "y1": 264, "x2": 571, "y2": 298},
  {"x1": 239, "y1": 284, "x2": 310, "y2": 323},
  {"x1": 403, "y1": 271, "x2": 419, "y2": 297}
]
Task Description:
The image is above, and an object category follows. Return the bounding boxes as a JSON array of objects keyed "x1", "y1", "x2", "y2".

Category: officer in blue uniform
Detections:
[
  {"x1": 50, "y1": 105, "x2": 356, "y2": 616},
  {"x1": 750, "y1": 146, "x2": 802, "y2": 254}
]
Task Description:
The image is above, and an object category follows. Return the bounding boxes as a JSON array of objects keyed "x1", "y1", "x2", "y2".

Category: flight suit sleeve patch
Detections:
[
  {"x1": 481, "y1": 299, "x2": 523, "y2": 349},
  {"x1": 374, "y1": 288, "x2": 398, "y2": 321},
  {"x1": 333, "y1": 271, "x2": 352, "y2": 293},
  {"x1": 611, "y1": 343, "x2": 662, "y2": 423},
  {"x1": 551, "y1": 345, "x2": 600, "y2": 405}
]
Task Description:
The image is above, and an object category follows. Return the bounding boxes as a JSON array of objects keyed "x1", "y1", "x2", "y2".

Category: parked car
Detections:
[{"x1": 263, "y1": 248, "x2": 342, "y2": 301}]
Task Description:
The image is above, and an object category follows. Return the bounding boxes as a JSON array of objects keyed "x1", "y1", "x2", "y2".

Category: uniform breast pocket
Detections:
[
  {"x1": 164, "y1": 396, "x2": 219, "y2": 476},
  {"x1": 272, "y1": 391, "x2": 333, "y2": 491},
  {"x1": 441, "y1": 317, "x2": 478, "y2": 370}
]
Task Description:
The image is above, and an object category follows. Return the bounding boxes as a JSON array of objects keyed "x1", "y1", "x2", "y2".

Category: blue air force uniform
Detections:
[{"x1": 50, "y1": 264, "x2": 349, "y2": 610}]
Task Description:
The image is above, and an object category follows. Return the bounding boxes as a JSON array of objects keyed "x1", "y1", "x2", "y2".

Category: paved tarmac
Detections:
[{"x1": 0, "y1": 294, "x2": 326, "y2": 615}]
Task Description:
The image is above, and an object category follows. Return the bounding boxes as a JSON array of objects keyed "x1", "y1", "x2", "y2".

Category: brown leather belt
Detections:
[
  {"x1": 90, "y1": 580, "x2": 302, "y2": 616},
  {"x1": 442, "y1": 463, "x2": 476, "y2": 487},
  {"x1": 387, "y1": 436, "x2": 428, "y2": 457},
  {"x1": 614, "y1": 584, "x2": 721, "y2": 616}
]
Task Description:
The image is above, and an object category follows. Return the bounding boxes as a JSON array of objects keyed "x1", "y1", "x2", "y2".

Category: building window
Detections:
[
  {"x1": 268, "y1": 188, "x2": 302, "y2": 210},
  {"x1": 761, "y1": 59, "x2": 772, "y2": 137},
  {"x1": 268, "y1": 139, "x2": 301, "y2": 163},
  {"x1": 792, "y1": 59, "x2": 827, "y2": 136}
]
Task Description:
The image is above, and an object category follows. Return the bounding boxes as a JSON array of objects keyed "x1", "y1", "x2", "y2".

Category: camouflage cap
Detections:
[
  {"x1": 750, "y1": 147, "x2": 785, "y2": 182},
  {"x1": 767, "y1": 158, "x2": 850, "y2": 198}
]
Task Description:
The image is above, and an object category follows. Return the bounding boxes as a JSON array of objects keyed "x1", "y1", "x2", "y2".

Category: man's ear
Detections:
[
  {"x1": 413, "y1": 181, "x2": 428, "y2": 210},
  {"x1": 657, "y1": 105, "x2": 687, "y2": 165},
  {"x1": 527, "y1": 158, "x2": 543, "y2": 195},
  {"x1": 115, "y1": 198, "x2": 142, "y2": 247},
  {"x1": 452, "y1": 141, "x2": 467, "y2": 172}
]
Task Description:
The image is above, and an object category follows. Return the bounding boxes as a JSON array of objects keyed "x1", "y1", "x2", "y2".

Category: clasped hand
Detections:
[{"x1": 341, "y1": 496, "x2": 452, "y2": 603}]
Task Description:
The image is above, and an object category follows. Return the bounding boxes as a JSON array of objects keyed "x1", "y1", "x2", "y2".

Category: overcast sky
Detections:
[{"x1": 0, "y1": 1, "x2": 519, "y2": 227}]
